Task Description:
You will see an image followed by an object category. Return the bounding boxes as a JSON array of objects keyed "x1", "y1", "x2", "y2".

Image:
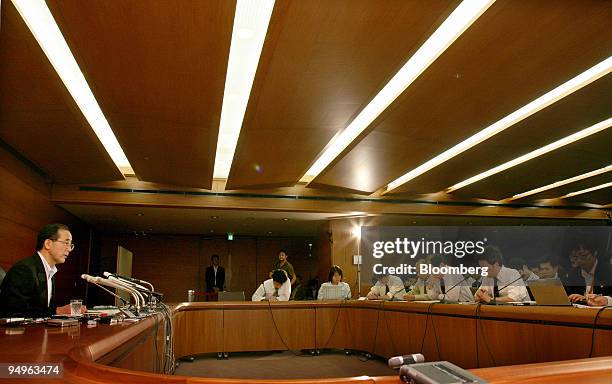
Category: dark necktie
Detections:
[
  {"x1": 440, "y1": 279, "x2": 446, "y2": 294},
  {"x1": 274, "y1": 288, "x2": 279, "y2": 297},
  {"x1": 493, "y1": 278, "x2": 500, "y2": 298},
  {"x1": 385, "y1": 285, "x2": 389, "y2": 295}
]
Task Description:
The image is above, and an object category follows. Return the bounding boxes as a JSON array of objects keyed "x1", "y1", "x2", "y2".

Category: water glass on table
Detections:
[{"x1": 70, "y1": 299, "x2": 83, "y2": 317}]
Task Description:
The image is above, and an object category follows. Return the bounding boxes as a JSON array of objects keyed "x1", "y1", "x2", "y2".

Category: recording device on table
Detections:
[{"x1": 388, "y1": 353, "x2": 487, "y2": 384}]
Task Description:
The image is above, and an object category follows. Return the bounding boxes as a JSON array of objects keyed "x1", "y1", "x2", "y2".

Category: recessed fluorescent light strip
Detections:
[
  {"x1": 213, "y1": 0, "x2": 275, "y2": 179},
  {"x1": 446, "y1": 117, "x2": 612, "y2": 192},
  {"x1": 299, "y1": 0, "x2": 494, "y2": 183},
  {"x1": 560, "y1": 182, "x2": 612, "y2": 199},
  {"x1": 385, "y1": 56, "x2": 612, "y2": 193},
  {"x1": 505, "y1": 165, "x2": 612, "y2": 201},
  {"x1": 12, "y1": 0, "x2": 133, "y2": 175}
]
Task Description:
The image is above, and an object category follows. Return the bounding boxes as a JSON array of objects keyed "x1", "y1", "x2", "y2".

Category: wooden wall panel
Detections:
[
  {"x1": 228, "y1": 238, "x2": 258, "y2": 296},
  {"x1": 94, "y1": 235, "x2": 317, "y2": 302},
  {"x1": 93, "y1": 234, "x2": 202, "y2": 303},
  {"x1": 0, "y1": 144, "x2": 90, "y2": 306}
]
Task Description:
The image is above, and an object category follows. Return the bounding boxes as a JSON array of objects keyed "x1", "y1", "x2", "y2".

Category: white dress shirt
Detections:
[
  {"x1": 581, "y1": 259, "x2": 598, "y2": 295},
  {"x1": 252, "y1": 278, "x2": 291, "y2": 301},
  {"x1": 369, "y1": 275, "x2": 406, "y2": 300},
  {"x1": 429, "y1": 274, "x2": 473, "y2": 302},
  {"x1": 478, "y1": 266, "x2": 529, "y2": 302},
  {"x1": 318, "y1": 281, "x2": 351, "y2": 300},
  {"x1": 38, "y1": 252, "x2": 57, "y2": 307}
]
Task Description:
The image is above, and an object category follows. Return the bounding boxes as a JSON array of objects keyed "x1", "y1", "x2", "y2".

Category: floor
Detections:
[{"x1": 173, "y1": 349, "x2": 397, "y2": 380}]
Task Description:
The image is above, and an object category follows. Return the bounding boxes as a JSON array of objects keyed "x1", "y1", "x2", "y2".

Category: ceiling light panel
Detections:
[
  {"x1": 12, "y1": 0, "x2": 133, "y2": 175},
  {"x1": 447, "y1": 118, "x2": 612, "y2": 192},
  {"x1": 385, "y1": 56, "x2": 612, "y2": 193},
  {"x1": 300, "y1": 0, "x2": 495, "y2": 183},
  {"x1": 213, "y1": 0, "x2": 275, "y2": 180}
]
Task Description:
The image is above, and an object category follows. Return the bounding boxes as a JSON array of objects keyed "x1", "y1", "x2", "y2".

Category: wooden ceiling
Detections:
[
  {"x1": 0, "y1": 1, "x2": 123, "y2": 184},
  {"x1": 1, "y1": 0, "x2": 610, "y2": 209}
]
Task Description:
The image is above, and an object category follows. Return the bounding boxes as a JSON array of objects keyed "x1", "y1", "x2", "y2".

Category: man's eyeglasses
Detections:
[{"x1": 51, "y1": 239, "x2": 75, "y2": 251}]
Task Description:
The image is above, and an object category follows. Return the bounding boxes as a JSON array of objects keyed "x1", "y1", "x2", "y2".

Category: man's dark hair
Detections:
[
  {"x1": 478, "y1": 246, "x2": 504, "y2": 266},
  {"x1": 508, "y1": 257, "x2": 526, "y2": 271},
  {"x1": 540, "y1": 257, "x2": 558, "y2": 268},
  {"x1": 278, "y1": 249, "x2": 288, "y2": 256},
  {"x1": 211, "y1": 254, "x2": 219, "y2": 261},
  {"x1": 328, "y1": 265, "x2": 344, "y2": 282},
  {"x1": 36, "y1": 223, "x2": 70, "y2": 251},
  {"x1": 272, "y1": 269, "x2": 288, "y2": 284},
  {"x1": 430, "y1": 255, "x2": 445, "y2": 267}
]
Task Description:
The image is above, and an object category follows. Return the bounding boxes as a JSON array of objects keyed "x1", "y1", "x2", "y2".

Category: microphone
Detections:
[
  {"x1": 102, "y1": 272, "x2": 163, "y2": 302},
  {"x1": 81, "y1": 274, "x2": 128, "y2": 306},
  {"x1": 104, "y1": 272, "x2": 155, "y2": 291},
  {"x1": 106, "y1": 276, "x2": 146, "y2": 308},
  {"x1": 82, "y1": 274, "x2": 141, "y2": 309},
  {"x1": 388, "y1": 353, "x2": 425, "y2": 369}
]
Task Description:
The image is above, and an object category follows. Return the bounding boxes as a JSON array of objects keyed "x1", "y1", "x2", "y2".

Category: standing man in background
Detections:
[
  {"x1": 0, "y1": 223, "x2": 85, "y2": 317},
  {"x1": 205, "y1": 254, "x2": 225, "y2": 292},
  {"x1": 271, "y1": 249, "x2": 296, "y2": 286}
]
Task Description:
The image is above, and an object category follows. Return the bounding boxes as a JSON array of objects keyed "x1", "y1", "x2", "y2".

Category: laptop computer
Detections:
[
  {"x1": 527, "y1": 278, "x2": 571, "y2": 306},
  {"x1": 217, "y1": 291, "x2": 245, "y2": 301},
  {"x1": 319, "y1": 285, "x2": 344, "y2": 300}
]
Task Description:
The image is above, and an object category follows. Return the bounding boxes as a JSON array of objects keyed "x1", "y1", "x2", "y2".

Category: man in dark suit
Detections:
[
  {"x1": 205, "y1": 254, "x2": 225, "y2": 292},
  {"x1": 0, "y1": 223, "x2": 82, "y2": 317},
  {"x1": 566, "y1": 242, "x2": 611, "y2": 302}
]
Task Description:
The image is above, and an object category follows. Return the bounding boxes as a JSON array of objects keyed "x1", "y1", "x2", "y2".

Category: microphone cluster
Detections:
[{"x1": 81, "y1": 272, "x2": 163, "y2": 318}]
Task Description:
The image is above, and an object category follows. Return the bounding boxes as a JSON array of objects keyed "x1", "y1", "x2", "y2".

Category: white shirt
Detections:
[
  {"x1": 213, "y1": 266, "x2": 218, "y2": 286},
  {"x1": 318, "y1": 282, "x2": 351, "y2": 300},
  {"x1": 369, "y1": 275, "x2": 406, "y2": 300},
  {"x1": 429, "y1": 274, "x2": 473, "y2": 302},
  {"x1": 38, "y1": 251, "x2": 57, "y2": 307},
  {"x1": 252, "y1": 278, "x2": 291, "y2": 301},
  {"x1": 581, "y1": 259, "x2": 598, "y2": 295},
  {"x1": 478, "y1": 266, "x2": 529, "y2": 302},
  {"x1": 525, "y1": 271, "x2": 540, "y2": 281}
]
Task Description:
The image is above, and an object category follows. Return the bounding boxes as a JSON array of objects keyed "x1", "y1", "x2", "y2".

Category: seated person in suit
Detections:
[
  {"x1": 318, "y1": 265, "x2": 351, "y2": 300},
  {"x1": 367, "y1": 274, "x2": 406, "y2": 301},
  {"x1": 475, "y1": 246, "x2": 529, "y2": 303},
  {"x1": 404, "y1": 259, "x2": 435, "y2": 301},
  {"x1": 205, "y1": 254, "x2": 225, "y2": 292},
  {"x1": 427, "y1": 255, "x2": 473, "y2": 302},
  {"x1": 291, "y1": 274, "x2": 311, "y2": 300},
  {"x1": 252, "y1": 269, "x2": 291, "y2": 301},
  {"x1": 566, "y1": 241, "x2": 611, "y2": 303},
  {"x1": 0, "y1": 223, "x2": 86, "y2": 317}
]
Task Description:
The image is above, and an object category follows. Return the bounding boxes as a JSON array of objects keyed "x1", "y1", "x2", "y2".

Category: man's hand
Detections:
[
  {"x1": 213, "y1": 287, "x2": 220, "y2": 293},
  {"x1": 569, "y1": 294, "x2": 586, "y2": 303},
  {"x1": 56, "y1": 304, "x2": 87, "y2": 315},
  {"x1": 475, "y1": 288, "x2": 491, "y2": 303},
  {"x1": 586, "y1": 294, "x2": 607, "y2": 306},
  {"x1": 403, "y1": 294, "x2": 415, "y2": 301},
  {"x1": 366, "y1": 292, "x2": 379, "y2": 300}
]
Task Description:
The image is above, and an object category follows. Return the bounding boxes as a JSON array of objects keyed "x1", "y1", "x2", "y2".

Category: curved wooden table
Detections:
[{"x1": 0, "y1": 301, "x2": 610, "y2": 383}]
